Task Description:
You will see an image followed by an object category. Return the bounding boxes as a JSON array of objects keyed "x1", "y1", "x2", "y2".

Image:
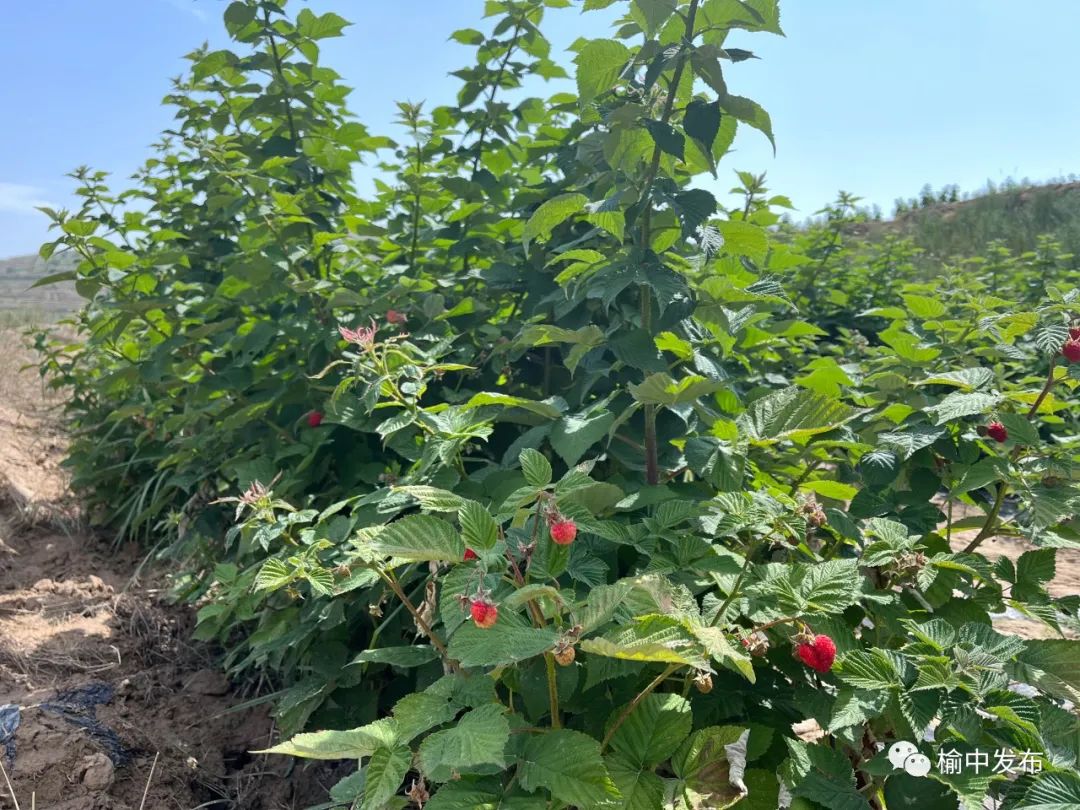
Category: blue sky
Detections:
[{"x1": 3, "y1": 0, "x2": 1080, "y2": 258}]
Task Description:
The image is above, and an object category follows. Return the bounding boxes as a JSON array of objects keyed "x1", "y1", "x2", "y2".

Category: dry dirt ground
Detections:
[{"x1": 0, "y1": 326, "x2": 343, "y2": 810}]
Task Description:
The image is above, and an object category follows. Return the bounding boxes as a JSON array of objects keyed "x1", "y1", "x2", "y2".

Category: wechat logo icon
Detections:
[{"x1": 888, "y1": 741, "x2": 932, "y2": 777}]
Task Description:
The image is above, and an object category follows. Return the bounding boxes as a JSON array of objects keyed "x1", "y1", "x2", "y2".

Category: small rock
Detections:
[
  {"x1": 79, "y1": 752, "x2": 114, "y2": 791},
  {"x1": 185, "y1": 669, "x2": 230, "y2": 696}
]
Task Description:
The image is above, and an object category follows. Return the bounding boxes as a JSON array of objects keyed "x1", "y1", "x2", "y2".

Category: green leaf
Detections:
[
  {"x1": 737, "y1": 386, "x2": 860, "y2": 444},
  {"x1": 459, "y1": 501, "x2": 498, "y2": 551},
  {"x1": 629, "y1": 373, "x2": 724, "y2": 406},
  {"x1": 550, "y1": 410, "x2": 614, "y2": 466},
  {"x1": 916, "y1": 368, "x2": 995, "y2": 390},
  {"x1": 720, "y1": 93, "x2": 775, "y2": 151},
  {"x1": 924, "y1": 391, "x2": 1003, "y2": 426},
  {"x1": 523, "y1": 193, "x2": 588, "y2": 254},
  {"x1": 801, "y1": 480, "x2": 858, "y2": 501},
  {"x1": 574, "y1": 39, "x2": 632, "y2": 108},
  {"x1": 419, "y1": 704, "x2": 510, "y2": 780},
  {"x1": 606, "y1": 754, "x2": 665, "y2": 810},
  {"x1": 834, "y1": 649, "x2": 902, "y2": 691},
  {"x1": 998, "y1": 411, "x2": 1042, "y2": 445},
  {"x1": 372, "y1": 515, "x2": 465, "y2": 562},
  {"x1": 520, "y1": 448, "x2": 553, "y2": 488},
  {"x1": 717, "y1": 220, "x2": 768, "y2": 262},
  {"x1": 581, "y1": 615, "x2": 708, "y2": 668},
  {"x1": 349, "y1": 646, "x2": 440, "y2": 668},
  {"x1": 392, "y1": 486, "x2": 466, "y2": 513},
  {"x1": 827, "y1": 687, "x2": 889, "y2": 732},
  {"x1": 643, "y1": 119, "x2": 685, "y2": 161},
  {"x1": 296, "y1": 8, "x2": 350, "y2": 39},
  {"x1": 256, "y1": 718, "x2": 397, "y2": 759},
  {"x1": 684, "y1": 99, "x2": 722, "y2": 152},
  {"x1": 361, "y1": 745, "x2": 411, "y2": 810},
  {"x1": 254, "y1": 558, "x2": 293, "y2": 592},
  {"x1": 607, "y1": 693, "x2": 692, "y2": 767},
  {"x1": 671, "y1": 726, "x2": 748, "y2": 808},
  {"x1": 1010, "y1": 772, "x2": 1080, "y2": 810},
  {"x1": 464, "y1": 392, "x2": 563, "y2": 419},
  {"x1": 448, "y1": 617, "x2": 559, "y2": 667},
  {"x1": 518, "y1": 729, "x2": 621, "y2": 808},
  {"x1": 1016, "y1": 639, "x2": 1080, "y2": 702}
]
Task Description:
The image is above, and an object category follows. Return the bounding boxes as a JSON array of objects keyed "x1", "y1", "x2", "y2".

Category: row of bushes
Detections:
[{"x1": 37, "y1": 0, "x2": 1080, "y2": 807}]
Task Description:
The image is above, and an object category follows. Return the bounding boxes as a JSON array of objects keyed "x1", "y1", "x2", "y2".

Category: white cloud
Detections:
[
  {"x1": 163, "y1": 0, "x2": 209, "y2": 22},
  {"x1": 0, "y1": 183, "x2": 55, "y2": 215}
]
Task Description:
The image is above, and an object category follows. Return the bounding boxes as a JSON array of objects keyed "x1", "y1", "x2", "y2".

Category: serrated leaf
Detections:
[
  {"x1": 629, "y1": 373, "x2": 724, "y2": 406},
  {"x1": 254, "y1": 558, "x2": 293, "y2": 592},
  {"x1": 607, "y1": 693, "x2": 692, "y2": 767},
  {"x1": 520, "y1": 448, "x2": 553, "y2": 488},
  {"x1": 419, "y1": 704, "x2": 510, "y2": 780},
  {"x1": 737, "y1": 386, "x2": 859, "y2": 444},
  {"x1": 925, "y1": 391, "x2": 1003, "y2": 426},
  {"x1": 459, "y1": 500, "x2": 498, "y2": 551},
  {"x1": 362, "y1": 745, "x2": 411, "y2": 810},
  {"x1": 916, "y1": 368, "x2": 995, "y2": 390},
  {"x1": 550, "y1": 410, "x2": 614, "y2": 466},
  {"x1": 448, "y1": 617, "x2": 559, "y2": 667},
  {"x1": 392, "y1": 486, "x2": 466, "y2": 513},
  {"x1": 372, "y1": 515, "x2": 464, "y2": 562},
  {"x1": 834, "y1": 649, "x2": 902, "y2": 691},
  {"x1": 523, "y1": 193, "x2": 588, "y2": 253},
  {"x1": 256, "y1": 718, "x2": 397, "y2": 759},
  {"x1": 519, "y1": 729, "x2": 621, "y2": 807}
]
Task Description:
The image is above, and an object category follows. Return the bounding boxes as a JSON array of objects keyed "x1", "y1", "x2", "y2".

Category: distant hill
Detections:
[
  {"x1": 848, "y1": 179, "x2": 1080, "y2": 263},
  {"x1": 0, "y1": 252, "x2": 82, "y2": 314}
]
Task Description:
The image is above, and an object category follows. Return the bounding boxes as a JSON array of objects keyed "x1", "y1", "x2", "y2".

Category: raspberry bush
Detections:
[{"x1": 35, "y1": 0, "x2": 1080, "y2": 807}]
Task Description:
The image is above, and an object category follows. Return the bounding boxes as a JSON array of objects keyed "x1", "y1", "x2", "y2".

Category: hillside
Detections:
[
  {"x1": 0, "y1": 251, "x2": 81, "y2": 316},
  {"x1": 851, "y1": 178, "x2": 1080, "y2": 261}
]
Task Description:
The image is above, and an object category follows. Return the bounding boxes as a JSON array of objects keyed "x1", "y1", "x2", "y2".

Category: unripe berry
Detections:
[
  {"x1": 463, "y1": 548, "x2": 478, "y2": 561},
  {"x1": 386, "y1": 309, "x2": 407, "y2": 325},
  {"x1": 1063, "y1": 339, "x2": 1080, "y2": 363},
  {"x1": 554, "y1": 646, "x2": 575, "y2": 666},
  {"x1": 986, "y1": 420, "x2": 1008, "y2": 443},
  {"x1": 795, "y1": 634, "x2": 837, "y2": 673},
  {"x1": 307, "y1": 411, "x2": 323, "y2": 428},
  {"x1": 549, "y1": 519, "x2": 577, "y2": 545},
  {"x1": 469, "y1": 598, "x2": 498, "y2": 629},
  {"x1": 693, "y1": 672, "x2": 713, "y2": 693}
]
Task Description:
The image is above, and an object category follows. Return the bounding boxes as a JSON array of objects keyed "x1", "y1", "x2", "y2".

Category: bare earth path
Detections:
[{"x1": 0, "y1": 327, "x2": 338, "y2": 810}]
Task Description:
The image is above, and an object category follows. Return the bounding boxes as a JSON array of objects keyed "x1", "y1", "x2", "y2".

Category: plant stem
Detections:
[
  {"x1": 634, "y1": 2, "x2": 700, "y2": 484},
  {"x1": 965, "y1": 355, "x2": 1057, "y2": 554},
  {"x1": 545, "y1": 652, "x2": 561, "y2": 730},
  {"x1": 377, "y1": 569, "x2": 457, "y2": 672},
  {"x1": 600, "y1": 663, "x2": 680, "y2": 752},
  {"x1": 710, "y1": 532, "x2": 772, "y2": 626}
]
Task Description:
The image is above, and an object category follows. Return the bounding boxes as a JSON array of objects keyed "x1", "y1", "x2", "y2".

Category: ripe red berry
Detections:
[
  {"x1": 307, "y1": 411, "x2": 323, "y2": 428},
  {"x1": 1063, "y1": 339, "x2": 1080, "y2": 363},
  {"x1": 986, "y1": 420, "x2": 1008, "y2": 443},
  {"x1": 1070, "y1": 327, "x2": 1080, "y2": 341},
  {"x1": 463, "y1": 548, "x2": 478, "y2": 561},
  {"x1": 469, "y1": 598, "x2": 498, "y2": 629},
  {"x1": 386, "y1": 309, "x2": 407, "y2": 325},
  {"x1": 549, "y1": 519, "x2": 577, "y2": 545},
  {"x1": 796, "y1": 634, "x2": 837, "y2": 673}
]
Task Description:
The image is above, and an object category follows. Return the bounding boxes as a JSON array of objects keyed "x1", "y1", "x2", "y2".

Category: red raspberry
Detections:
[
  {"x1": 1070, "y1": 327, "x2": 1080, "y2": 341},
  {"x1": 463, "y1": 548, "x2": 478, "y2": 561},
  {"x1": 469, "y1": 598, "x2": 498, "y2": 629},
  {"x1": 386, "y1": 309, "x2": 407, "y2": 325},
  {"x1": 1063, "y1": 339, "x2": 1080, "y2": 363},
  {"x1": 796, "y1": 634, "x2": 837, "y2": 673},
  {"x1": 549, "y1": 519, "x2": 577, "y2": 545},
  {"x1": 307, "y1": 411, "x2": 323, "y2": 428},
  {"x1": 986, "y1": 420, "x2": 1008, "y2": 443}
]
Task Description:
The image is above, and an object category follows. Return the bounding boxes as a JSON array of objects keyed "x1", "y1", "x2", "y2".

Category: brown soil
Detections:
[{"x1": 0, "y1": 327, "x2": 344, "y2": 810}]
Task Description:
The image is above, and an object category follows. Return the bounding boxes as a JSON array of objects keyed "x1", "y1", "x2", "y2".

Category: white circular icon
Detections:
[
  {"x1": 888, "y1": 741, "x2": 918, "y2": 769},
  {"x1": 904, "y1": 753, "x2": 932, "y2": 777}
]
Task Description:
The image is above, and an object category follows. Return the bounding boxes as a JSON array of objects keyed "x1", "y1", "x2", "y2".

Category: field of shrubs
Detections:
[{"x1": 32, "y1": 0, "x2": 1080, "y2": 807}]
